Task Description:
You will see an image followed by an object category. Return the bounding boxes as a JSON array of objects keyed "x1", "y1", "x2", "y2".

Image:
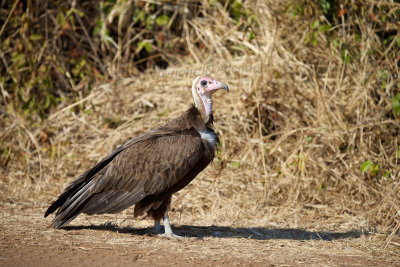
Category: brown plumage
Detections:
[{"x1": 44, "y1": 76, "x2": 229, "y2": 237}]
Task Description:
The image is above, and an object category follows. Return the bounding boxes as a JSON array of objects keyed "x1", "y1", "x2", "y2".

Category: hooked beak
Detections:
[{"x1": 221, "y1": 82, "x2": 229, "y2": 92}]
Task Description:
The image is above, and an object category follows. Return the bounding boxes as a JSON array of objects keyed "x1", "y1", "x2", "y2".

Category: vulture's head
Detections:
[{"x1": 191, "y1": 76, "x2": 229, "y2": 120}]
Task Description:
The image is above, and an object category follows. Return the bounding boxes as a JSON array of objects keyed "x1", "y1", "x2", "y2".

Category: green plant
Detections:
[
  {"x1": 392, "y1": 93, "x2": 400, "y2": 115},
  {"x1": 361, "y1": 160, "x2": 379, "y2": 176}
]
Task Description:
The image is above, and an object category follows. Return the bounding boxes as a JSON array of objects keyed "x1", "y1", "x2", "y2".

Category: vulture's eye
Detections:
[{"x1": 200, "y1": 80, "x2": 208, "y2": 87}]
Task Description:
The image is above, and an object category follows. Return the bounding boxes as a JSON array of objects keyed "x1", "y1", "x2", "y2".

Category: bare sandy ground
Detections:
[{"x1": 1, "y1": 204, "x2": 398, "y2": 267}]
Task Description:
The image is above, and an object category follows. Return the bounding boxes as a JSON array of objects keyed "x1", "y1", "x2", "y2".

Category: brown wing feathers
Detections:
[
  {"x1": 43, "y1": 144, "x2": 127, "y2": 218},
  {"x1": 44, "y1": 106, "x2": 216, "y2": 228}
]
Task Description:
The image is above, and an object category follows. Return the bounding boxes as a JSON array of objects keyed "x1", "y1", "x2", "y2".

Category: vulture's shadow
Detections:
[{"x1": 65, "y1": 223, "x2": 364, "y2": 241}]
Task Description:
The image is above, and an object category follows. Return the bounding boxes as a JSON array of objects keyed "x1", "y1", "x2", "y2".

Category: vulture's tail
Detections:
[
  {"x1": 44, "y1": 144, "x2": 127, "y2": 228},
  {"x1": 44, "y1": 175, "x2": 96, "y2": 228}
]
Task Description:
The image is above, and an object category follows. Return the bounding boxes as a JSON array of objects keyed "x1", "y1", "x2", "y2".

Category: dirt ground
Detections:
[{"x1": 1, "y1": 203, "x2": 398, "y2": 267}]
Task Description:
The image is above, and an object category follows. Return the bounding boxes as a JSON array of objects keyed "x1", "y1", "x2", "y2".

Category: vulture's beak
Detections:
[
  {"x1": 206, "y1": 79, "x2": 229, "y2": 94},
  {"x1": 221, "y1": 82, "x2": 229, "y2": 92}
]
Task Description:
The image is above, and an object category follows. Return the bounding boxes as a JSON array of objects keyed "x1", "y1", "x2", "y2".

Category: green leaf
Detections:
[
  {"x1": 57, "y1": 12, "x2": 67, "y2": 27},
  {"x1": 44, "y1": 95, "x2": 51, "y2": 109},
  {"x1": 146, "y1": 16, "x2": 154, "y2": 30},
  {"x1": 58, "y1": 66, "x2": 65, "y2": 74},
  {"x1": 11, "y1": 52, "x2": 24, "y2": 65},
  {"x1": 311, "y1": 31, "x2": 318, "y2": 46},
  {"x1": 93, "y1": 19, "x2": 102, "y2": 35},
  {"x1": 230, "y1": 161, "x2": 241, "y2": 168},
  {"x1": 311, "y1": 20, "x2": 319, "y2": 29},
  {"x1": 319, "y1": 24, "x2": 331, "y2": 33},
  {"x1": 155, "y1": 15, "x2": 170, "y2": 26},
  {"x1": 317, "y1": 183, "x2": 326, "y2": 190},
  {"x1": 232, "y1": 0, "x2": 243, "y2": 11},
  {"x1": 30, "y1": 34, "x2": 43, "y2": 41},
  {"x1": 3, "y1": 37, "x2": 10, "y2": 48},
  {"x1": 370, "y1": 163, "x2": 379, "y2": 175},
  {"x1": 136, "y1": 41, "x2": 152, "y2": 53},
  {"x1": 383, "y1": 170, "x2": 390, "y2": 178},
  {"x1": 392, "y1": 93, "x2": 400, "y2": 115},
  {"x1": 143, "y1": 42, "x2": 152, "y2": 53},
  {"x1": 133, "y1": 10, "x2": 146, "y2": 23},
  {"x1": 379, "y1": 69, "x2": 388, "y2": 89},
  {"x1": 304, "y1": 35, "x2": 310, "y2": 44},
  {"x1": 331, "y1": 38, "x2": 339, "y2": 47},
  {"x1": 319, "y1": 0, "x2": 331, "y2": 15},
  {"x1": 232, "y1": 0, "x2": 243, "y2": 22},
  {"x1": 249, "y1": 31, "x2": 255, "y2": 41},
  {"x1": 49, "y1": 145, "x2": 56, "y2": 160},
  {"x1": 68, "y1": 8, "x2": 84, "y2": 17},
  {"x1": 342, "y1": 49, "x2": 351, "y2": 64},
  {"x1": 361, "y1": 160, "x2": 373, "y2": 173}
]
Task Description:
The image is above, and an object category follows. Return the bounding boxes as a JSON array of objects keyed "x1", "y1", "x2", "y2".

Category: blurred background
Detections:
[{"x1": 0, "y1": 0, "x2": 399, "y2": 251}]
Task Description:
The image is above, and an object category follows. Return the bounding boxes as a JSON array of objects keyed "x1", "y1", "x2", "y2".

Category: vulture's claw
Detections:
[{"x1": 158, "y1": 233, "x2": 183, "y2": 240}]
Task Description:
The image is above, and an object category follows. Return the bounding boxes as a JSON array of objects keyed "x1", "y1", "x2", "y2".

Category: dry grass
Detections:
[{"x1": 1, "y1": 0, "x2": 399, "y2": 258}]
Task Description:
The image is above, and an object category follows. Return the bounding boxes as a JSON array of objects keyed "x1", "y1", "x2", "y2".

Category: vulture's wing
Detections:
[{"x1": 45, "y1": 127, "x2": 213, "y2": 228}]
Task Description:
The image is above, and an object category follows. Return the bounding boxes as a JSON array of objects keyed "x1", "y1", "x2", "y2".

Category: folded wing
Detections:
[{"x1": 45, "y1": 127, "x2": 213, "y2": 228}]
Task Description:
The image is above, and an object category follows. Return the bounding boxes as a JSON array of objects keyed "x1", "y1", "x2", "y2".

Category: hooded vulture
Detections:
[{"x1": 44, "y1": 76, "x2": 229, "y2": 238}]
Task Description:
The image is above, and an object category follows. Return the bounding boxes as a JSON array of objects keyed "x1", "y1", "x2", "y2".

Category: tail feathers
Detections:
[
  {"x1": 50, "y1": 179, "x2": 97, "y2": 228},
  {"x1": 51, "y1": 194, "x2": 94, "y2": 228},
  {"x1": 44, "y1": 175, "x2": 88, "y2": 218},
  {"x1": 45, "y1": 142, "x2": 128, "y2": 224},
  {"x1": 44, "y1": 190, "x2": 73, "y2": 218},
  {"x1": 44, "y1": 175, "x2": 96, "y2": 228}
]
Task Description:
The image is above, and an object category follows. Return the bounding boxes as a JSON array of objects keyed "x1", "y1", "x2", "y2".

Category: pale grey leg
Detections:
[
  {"x1": 159, "y1": 206, "x2": 182, "y2": 239},
  {"x1": 163, "y1": 212, "x2": 174, "y2": 236}
]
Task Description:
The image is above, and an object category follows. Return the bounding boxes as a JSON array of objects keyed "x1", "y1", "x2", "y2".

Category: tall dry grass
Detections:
[{"x1": 1, "y1": 0, "x2": 399, "y2": 252}]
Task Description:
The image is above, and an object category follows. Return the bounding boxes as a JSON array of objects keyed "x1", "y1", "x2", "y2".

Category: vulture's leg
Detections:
[
  {"x1": 154, "y1": 219, "x2": 161, "y2": 233},
  {"x1": 161, "y1": 206, "x2": 182, "y2": 239},
  {"x1": 163, "y1": 212, "x2": 174, "y2": 235}
]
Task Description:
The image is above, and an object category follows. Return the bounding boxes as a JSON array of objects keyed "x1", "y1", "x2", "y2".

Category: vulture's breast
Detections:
[{"x1": 198, "y1": 129, "x2": 217, "y2": 149}]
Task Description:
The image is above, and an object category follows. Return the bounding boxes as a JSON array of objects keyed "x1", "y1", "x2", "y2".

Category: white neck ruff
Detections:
[{"x1": 198, "y1": 129, "x2": 217, "y2": 148}]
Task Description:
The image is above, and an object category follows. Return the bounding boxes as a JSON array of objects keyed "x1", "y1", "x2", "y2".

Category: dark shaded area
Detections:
[
  {"x1": 0, "y1": 0, "x2": 256, "y2": 120},
  {"x1": 65, "y1": 223, "x2": 364, "y2": 241},
  {"x1": 0, "y1": 0, "x2": 191, "y2": 119}
]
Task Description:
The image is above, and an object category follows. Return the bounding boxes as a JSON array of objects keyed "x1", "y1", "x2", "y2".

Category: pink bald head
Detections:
[
  {"x1": 191, "y1": 76, "x2": 229, "y2": 119},
  {"x1": 194, "y1": 76, "x2": 229, "y2": 95}
]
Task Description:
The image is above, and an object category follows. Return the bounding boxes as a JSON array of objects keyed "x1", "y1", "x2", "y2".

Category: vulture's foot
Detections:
[
  {"x1": 160, "y1": 211, "x2": 182, "y2": 239},
  {"x1": 159, "y1": 232, "x2": 183, "y2": 240}
]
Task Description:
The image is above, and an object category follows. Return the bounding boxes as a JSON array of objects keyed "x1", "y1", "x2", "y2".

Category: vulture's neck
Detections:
[{"x1": 192, "y1": 85, "x2": 212, "y2": 124}]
